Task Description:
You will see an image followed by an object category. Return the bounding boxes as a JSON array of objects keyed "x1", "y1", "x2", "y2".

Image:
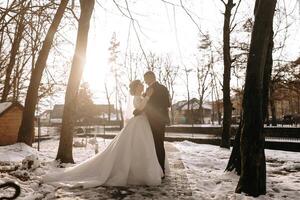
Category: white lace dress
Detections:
[{"x1": 43, "y1": 96, "x2": 168, "y2": 188}]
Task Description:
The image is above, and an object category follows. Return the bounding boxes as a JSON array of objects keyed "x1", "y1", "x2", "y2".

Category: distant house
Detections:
[
  {"x1": 50, "y1": 104, "x2": 64, "y2": 124},
  {"x1": 39, "y1": 110, "x2": 51, "y2": 125},
  {"x1": 0, "y1": 102, "x2": 34, "y2": 146},
  {"x1": 93, "y1": 104, "x2": 116, "y2": 120},
  {"x1": 50, "y1": 104, "x2": 116, "y2": 125},
  {"x1": 172, "y1": 98, "x2": 212, "y2": 124}
]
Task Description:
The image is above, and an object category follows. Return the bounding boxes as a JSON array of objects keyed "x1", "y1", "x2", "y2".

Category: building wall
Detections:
[
  {"x1": 0, "y1": 106, "x2": 25, "y2": 145},
  {"x1": 173, "y1": 108, "x2": 212, "y2": 124},
  {"x1": 274, "y1": 99, "x2": 300, "y2": 118}
]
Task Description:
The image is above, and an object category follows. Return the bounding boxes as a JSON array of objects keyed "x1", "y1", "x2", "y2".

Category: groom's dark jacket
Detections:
[{"x1": 144, "y1": 82, "x2": 171, "y2": 125}]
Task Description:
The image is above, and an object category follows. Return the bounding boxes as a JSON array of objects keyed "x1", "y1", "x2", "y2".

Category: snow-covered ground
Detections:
[
  {"x1": 174, "y1": 141, "x2": 300, "y2": 200},
  {"x1": 0, "y1": 138, "x2": 299, "y2": 199},
  {"x1": 0, "y1": 138, "x2": 108, "y2": 199}
]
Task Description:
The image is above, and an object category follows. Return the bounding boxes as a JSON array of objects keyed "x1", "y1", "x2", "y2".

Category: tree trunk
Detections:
[
  {"x1": 221, "y1": 0, "x2": 235, "y2": 148},
  {"x1": 185, "y1": 69, "x2": 191, "y2": 124},
  {"x1": 1, "y1": 5, "x2": 26, "y2": 102},
  {"x1": 56, "y1": 0, "x2": 95, "y2": 163},
  {"x1": 297, "y1": 94, "x2": 300, "y2": 114},
  {"x1": 235, "y1": 0, "x2": 277, "y2": 196},
  {"x1": 119, "y1": 99, "x2": 124, "y2": 129},
  {"x1": 199, "y1": 98, "x2": 204, "y2": 124},
  {"x1": 262, "y1": 29, "x2": 274, "y2": 126},
  {"x1": 211, "y1": 87, "x2": 215, "y2": 124},
  {"x1": 115, "y1": 90, "x2": 120, "y2": 121},
  {"x1": 269, "y1": 85, "x2": 277, "y2": 127},
  {"x1": 17, "y1": 0, "x2": 69, "y2": 146},
  {"x1": 104, "y1": 83, "x2": 111, "y2": 122},
  {"x1": 187, "y1": 91, "x2": 190, "y2": 124},
  {"x1": 225, "y1": 113, "x2": 242, "y2": 175},
  {"x1": 12, "y1": 57, "x2": 20, "y2": 101}
]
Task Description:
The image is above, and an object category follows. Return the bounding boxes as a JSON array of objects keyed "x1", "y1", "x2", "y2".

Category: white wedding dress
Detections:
[{"x1": 43, "y1": 96, "x2": 169, "y2": 188}]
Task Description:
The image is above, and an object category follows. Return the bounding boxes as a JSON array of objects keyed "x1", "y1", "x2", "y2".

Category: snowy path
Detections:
[
  {"x1": 0, "y1": 139, "x2": 299, "y2": 199},
  {"x1": 174, "y1": 141, "x2": 300, "y2": 200}
]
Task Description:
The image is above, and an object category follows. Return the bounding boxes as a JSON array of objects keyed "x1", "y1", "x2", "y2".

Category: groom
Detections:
[{"x1": 135, "y1": 71, "x2": 171, "y2": 174}]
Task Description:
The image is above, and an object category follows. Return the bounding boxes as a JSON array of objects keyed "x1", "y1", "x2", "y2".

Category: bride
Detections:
[{"x1": 43, "y1": 80, "x2": 169, "y2": 188}]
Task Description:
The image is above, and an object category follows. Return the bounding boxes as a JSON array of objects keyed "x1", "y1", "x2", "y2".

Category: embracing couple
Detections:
[{"x1": 43, "y1": 71, "x2": 171, "y2": 187}]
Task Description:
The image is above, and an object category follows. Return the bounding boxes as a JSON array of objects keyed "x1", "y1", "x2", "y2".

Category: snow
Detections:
[
  {"x1": 49, "y1": 118, "x2": 62, "y2": 124},
  {"x1": 0, "y1": 139, "x2": 299, "y2": 199},
  {"x1": 0, "y1": 102, "x2": 12, "y2": 114},
  {"x1": 0, "y1": 139, "x2": 109, "y2": 199},
  {"x1": 265, "y1": 137, "x2": 300, "y2": 143},
  {"x1": 0, "y1": 143, "x2": 38, "y2": 162},
  {"x1": 174, "y1": 141, "x2": 300, "y2": 200}
]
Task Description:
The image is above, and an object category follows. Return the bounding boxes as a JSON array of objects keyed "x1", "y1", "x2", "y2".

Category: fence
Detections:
[
  {"x1": 165, "y1": 126, "x2": 300, "y2": 141},
  {"x1": 35, "y1": 125, "x2": 300, "y2": 152}
]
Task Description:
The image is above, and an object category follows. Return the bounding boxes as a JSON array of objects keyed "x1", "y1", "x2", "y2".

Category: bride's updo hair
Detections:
[{"x1": 129, "y1": 80, "x2": 142, "y2": 96}]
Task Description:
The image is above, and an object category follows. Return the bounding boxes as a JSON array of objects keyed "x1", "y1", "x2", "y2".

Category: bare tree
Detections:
[
  {"x1": 147, "y1": 52, "x2": 163, "y2": 73},
  {"x1": 104, "y1": 83, "x2": 113, "y2": 122},
  {"x1": 160, "y1": 56, "x2": 179, "y2": 124},
  {"x1": 1, "y1": 1, "x2": 28, "y2": 102},
  {"x1": 235, "y1": 0, "x2": 277, "y2": 196},
  {"x1": 108, "y1": 32, "x2": 121, "y2": 121},
  {"x1": 220, "y1": 0, "x2": 240, "y2": 148},
  {"x1": 124, "y1": 51, "x2": 144, "y2": 82},
  {"x1": 196, "y1": 66, "x2": 210, "y2": 124},
  {"x1": 183, "y1": 66, "x2": 193, "y2": 124},
  {"x1": 197, "y1": 34, "x2": 214, "y2": 124},
  {"x1": 56, "y1": 0, "x2": 95, "y2": 163},
  {"x1": 17, "y1": 0, "x2": 69, "y2": 146},
  {"x1": 211, "y1": 71, "x2": 222, "y2": 125},
  {"x1": 0, "y1": 1, "x2": 62, "y2": 99}
]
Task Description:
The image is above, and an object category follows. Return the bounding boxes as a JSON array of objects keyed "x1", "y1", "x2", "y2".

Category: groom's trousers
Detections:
[{"x1": 148, "y1": 120, "x2": 166, "y2": 174}]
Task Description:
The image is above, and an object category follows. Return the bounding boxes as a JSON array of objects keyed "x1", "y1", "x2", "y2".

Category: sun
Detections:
[{"x1": 82, "y1": 49, "x2": 110, "y2": 97}]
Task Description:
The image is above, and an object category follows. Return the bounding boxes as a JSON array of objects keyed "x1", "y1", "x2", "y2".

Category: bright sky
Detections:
[
  {"x1": 83, "y1": 0, "x2": 228, "y2": 104},
  {"x1": 69, "y1": 0, "x2": 299, "y2": 105}
]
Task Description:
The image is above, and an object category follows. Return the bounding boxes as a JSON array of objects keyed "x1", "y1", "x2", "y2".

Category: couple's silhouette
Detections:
[{"x1": 43, "y1": 71, "x2": 171, "y2": 187}]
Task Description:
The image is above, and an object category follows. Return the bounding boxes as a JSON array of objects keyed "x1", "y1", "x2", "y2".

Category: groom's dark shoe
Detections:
[{"x1": 161, "y1": 171, "x2": 166, "y2": 180}]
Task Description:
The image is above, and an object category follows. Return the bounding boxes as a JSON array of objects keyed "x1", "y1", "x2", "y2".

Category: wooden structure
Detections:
[{"x1": 0, "y1": 102, "x2": 33, "y2": 145}]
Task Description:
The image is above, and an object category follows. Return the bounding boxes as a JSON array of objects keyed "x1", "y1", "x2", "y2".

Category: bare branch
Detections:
[
  {"x1": 229, "y1": 0, "x2": 241, "y2": 28},
  {"x1": 123, "y1": 0, "x2": 150, "y2": 68},
  {"x1": 220, "y1": 0, "x2": 226, "y2": 6}
]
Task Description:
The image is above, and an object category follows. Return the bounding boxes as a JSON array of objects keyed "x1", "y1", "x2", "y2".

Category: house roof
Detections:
[
  {"x1": 0, "y1": 101, "x2": 24, "y2": 117},
  {"x1": 50, "y1": 104, "x2": 64, "y2": 119},
  {"x1": 181, "y1": 102, "x2": 211, "y2": 110},
  {"x1": 0, "y1": 102, "x2": 12, "y2": 114},
  {"x1": 173, "y1": 98, "x2": 212, "y2": 111},
  {"x1": 172, "y1": 100, "x2": 187, "y2": 110}
]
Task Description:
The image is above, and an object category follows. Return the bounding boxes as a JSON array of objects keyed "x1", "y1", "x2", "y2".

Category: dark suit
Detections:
[{"x1": 145, "y1": 82, "x2": 170, "y2": 173}]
